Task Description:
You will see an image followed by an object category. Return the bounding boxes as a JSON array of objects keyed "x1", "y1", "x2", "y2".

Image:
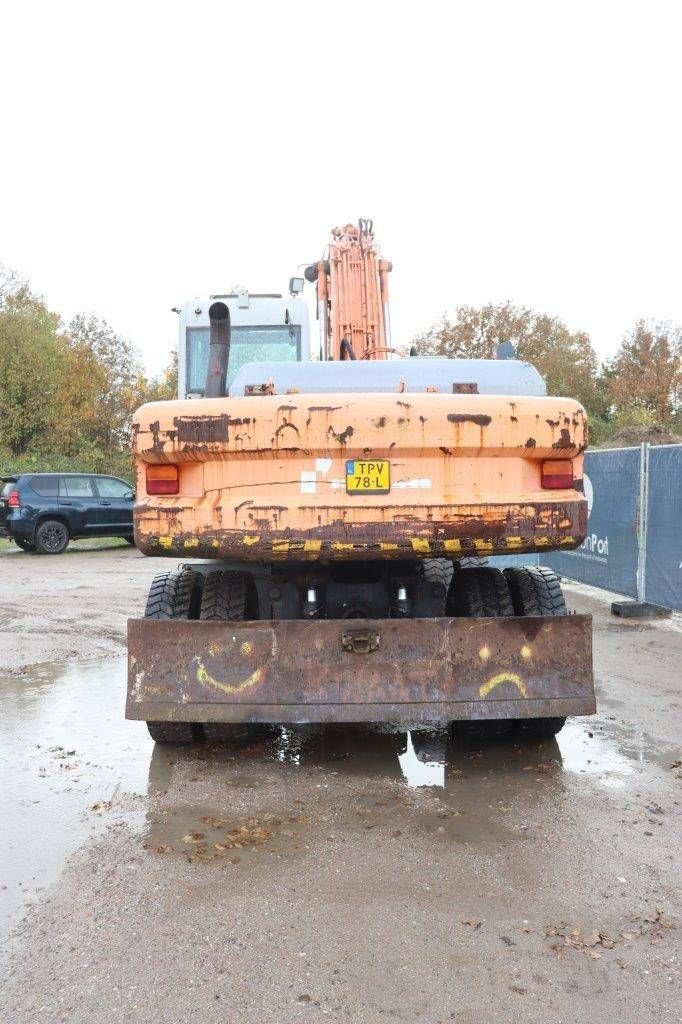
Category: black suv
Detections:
[{"x1": 0, "y1": 473, "x2": 135, "y2": 554}]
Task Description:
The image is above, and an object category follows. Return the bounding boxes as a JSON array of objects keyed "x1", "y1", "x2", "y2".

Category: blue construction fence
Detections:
[{"x1": 545, "y1": 444, "x2": 682, "y2": 612}]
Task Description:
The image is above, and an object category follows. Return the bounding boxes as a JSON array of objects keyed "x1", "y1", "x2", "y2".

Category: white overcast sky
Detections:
[{"x1": 1, "y1": 1, "x2": 680, "y2": 376}]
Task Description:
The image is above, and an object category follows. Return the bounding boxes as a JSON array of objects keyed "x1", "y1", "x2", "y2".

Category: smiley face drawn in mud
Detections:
[{"x1": 193, "y1": 641, "x2": 264, "y2": 697}]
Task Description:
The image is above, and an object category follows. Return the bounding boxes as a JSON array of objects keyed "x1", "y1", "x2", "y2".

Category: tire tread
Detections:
[
  {"x1": 503, "y1": 566, "x2": 566, "y2": 617},
  {"x1": 144, "y1": 567, "x2": 202, "y2": 620},
  {"x1": 199, "y1": 570, "x2": 248, "y2": 621},
  {"x1": 449, "y1": 567, "x2": 514, "y2": 617}
]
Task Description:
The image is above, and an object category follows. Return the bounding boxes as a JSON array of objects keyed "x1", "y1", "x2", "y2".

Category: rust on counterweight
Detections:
[{"x1": 127, "y1": 614, "x2": 594, "y2": 725}]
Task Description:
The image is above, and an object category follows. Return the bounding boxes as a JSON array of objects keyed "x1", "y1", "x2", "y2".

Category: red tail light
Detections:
[
  {"x1": 146, "y1": 465, "x2": 179, "y2": 495},
  {"x1": 7, "y1": 490, "x2": 21, "y2": 508},
  {"x1": 541, "y1": 459, "x2": 574, "y2": 489}
]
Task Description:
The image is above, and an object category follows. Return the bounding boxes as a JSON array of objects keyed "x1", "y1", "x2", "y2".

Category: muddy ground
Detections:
[
  {"x1": 0, "y1": 541, "x2": 167, "y2": 672},
  {"x1": 0, "y1": 545, "x2": 680, "y2": 1023}
]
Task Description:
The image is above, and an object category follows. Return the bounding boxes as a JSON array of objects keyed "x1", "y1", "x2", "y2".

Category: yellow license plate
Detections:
[{"x1": 345, "y1": 459, "x2": 390, "y2": 495}]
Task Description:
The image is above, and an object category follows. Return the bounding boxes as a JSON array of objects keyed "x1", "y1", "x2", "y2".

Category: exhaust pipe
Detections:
[{"x1": 204, "y1": 301, "x2": 231, "y2": 398}]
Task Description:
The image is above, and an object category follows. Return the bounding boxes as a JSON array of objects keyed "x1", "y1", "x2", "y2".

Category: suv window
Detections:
[
  {"x1": 60, "y1": 476, "x2": 95, "y2": 498},
  {"x1": 29, "y1": 475, "x2": 60, "y2": 497},
  {"x1": 95, "y1": 476, "x2": 132, "y2": 498}
]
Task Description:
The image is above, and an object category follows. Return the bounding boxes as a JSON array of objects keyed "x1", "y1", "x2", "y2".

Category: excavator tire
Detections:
[
  {"x1": 448, "y1": 568, "x2": 515, "y2": 741},
  {"x1": 515, "y1": 717, "x2": 567, "y2": 739},
  {"x1": 503, "y1": 566, "x2": 567, "y2": 738},
  {"x1": 457, "y1": 555, "x2": 489, "y2": 569},
  {"x1": 144, "y1": 566, "x2": 203, "y2": 620},
  {"x1": 420, "y1": 558, "x2": 453, "y2": 613},
  {"x1": 421, "y1": 558, "x2": 454, "y2": 592},
  {"x1": 503, "y1": 566, "x2": 567, "y2": 617},
  {"x1": 199, "y1": 571, "x2": 259, "y2": 745},
  {"x1": 199, "y1": 570, "x2": 250, "y2": 621},
  {"x1": 147, "y1": 721, "x2": 198, "y2": 744},
  {"x1": 448, "y1": 566, "x2": 515, "y2": 618},
  {"x1": 451, "y1": 719, "x2": 516, "y2": 741},
  {"x1": 144, "y1": 567, "x2": 204, "y2": 744}
]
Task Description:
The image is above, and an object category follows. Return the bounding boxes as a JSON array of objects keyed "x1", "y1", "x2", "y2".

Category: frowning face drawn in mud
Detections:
[{"x1": 477, "y1": 642, "x2": 534, "y2": 699}]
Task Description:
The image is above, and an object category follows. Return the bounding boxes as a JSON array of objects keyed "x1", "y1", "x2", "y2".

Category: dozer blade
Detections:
[{"x1": 127, "y1": 615, "x2": 594, "y2": 726}]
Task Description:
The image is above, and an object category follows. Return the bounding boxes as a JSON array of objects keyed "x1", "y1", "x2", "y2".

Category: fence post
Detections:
[{"x1": 635, "y1": 442, "x2": 650, "y2": 603}]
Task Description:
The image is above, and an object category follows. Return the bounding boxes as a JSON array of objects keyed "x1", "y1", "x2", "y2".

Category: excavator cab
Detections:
[{"x1": 177, "y1": 289, "x2": 310, "y2": 400}]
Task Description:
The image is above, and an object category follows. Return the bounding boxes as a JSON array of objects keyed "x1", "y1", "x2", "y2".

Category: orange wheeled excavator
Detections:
[{"x1": 126, "y1": 220, "x2": 594, "y2": 742}]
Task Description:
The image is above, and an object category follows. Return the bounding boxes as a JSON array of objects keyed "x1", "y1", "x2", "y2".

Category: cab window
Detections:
[{"x1": 186, "y1": 324, "x2": 300, "y2": 394}]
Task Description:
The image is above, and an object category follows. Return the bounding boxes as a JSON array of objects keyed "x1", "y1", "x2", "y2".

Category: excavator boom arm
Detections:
[{"x1": 307, "y1": 219, "x2": 392, "y2": 361}]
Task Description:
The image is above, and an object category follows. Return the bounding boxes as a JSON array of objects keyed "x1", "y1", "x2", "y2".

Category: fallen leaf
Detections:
[{"x1": 182, "y1": 832, "x2": 206, "y2": 845}]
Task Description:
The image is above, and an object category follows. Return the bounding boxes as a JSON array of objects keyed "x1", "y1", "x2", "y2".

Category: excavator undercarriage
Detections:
[{"x1": 127, "y1": 559, "x2": 594, "y2": 740}]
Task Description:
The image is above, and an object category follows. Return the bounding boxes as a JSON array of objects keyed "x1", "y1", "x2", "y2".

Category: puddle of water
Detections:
[
  {"x1": 557, "y1": 719, "x2": 636, "y2": 786},
  {"x1": 274, "y1": 725, "x2": 303, "y2": 766},
  {"x1": 399, "y1": 732, "x2": 446, "y2": 789},
  {"x1": 0, "y1": 656, "x2": 151, "y2": 948},
  {"x1": 0, "y1": 652, "x2": 659, "y2": 945},
  {"x1": 263, "y1": 718, "x2": 642, "y2": 792}
]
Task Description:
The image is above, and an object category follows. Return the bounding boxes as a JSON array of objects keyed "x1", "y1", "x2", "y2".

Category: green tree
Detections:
[
  {"x1": 143, "y1": 349, "x2": 178, "y2": 403},
  {"x1": 412, "y1": 301, "x2": 599, "y2": 410},
  {"x1": 606, "y1": 319, "x2": 681, "y2": 424},
  {"x1": 0, "y1": 263, "x2": 182, "y2": 477},
  {"x1": 0, "y1": 285, "x2": 67, "y2": 457},
  {"x1": 66, "y1": 313, "x2": 145, "y2": 459}
]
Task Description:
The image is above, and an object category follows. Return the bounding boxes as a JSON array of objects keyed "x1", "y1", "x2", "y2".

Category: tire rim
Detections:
[{"x1": 43, "y1": 524, "x2": 66, "y2": 552}]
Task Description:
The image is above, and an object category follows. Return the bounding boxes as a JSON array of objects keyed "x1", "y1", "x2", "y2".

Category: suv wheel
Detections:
[{"x1": 35, "y1": 519, "x2": 70, "y2": 555}]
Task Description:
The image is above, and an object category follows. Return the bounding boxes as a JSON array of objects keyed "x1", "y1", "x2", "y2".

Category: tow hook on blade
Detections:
[{"x1": 341, "y1": 628, "x2": 381, "y2": 654}]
